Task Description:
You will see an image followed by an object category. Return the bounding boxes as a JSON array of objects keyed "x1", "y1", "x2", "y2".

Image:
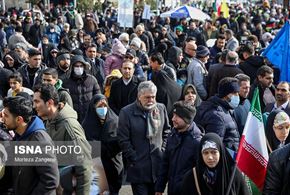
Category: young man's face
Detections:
[
  {"x1": 42, "y1": 74, "x2": 57, "y2": 86},
  {"x1": 2, "y1": 107, "x2": 18, "y2": 130},
  {"x1": 28, "y1": 55, "x2": 42, "y2": 68},
  {"x1": 86, "y1": 47, "x2": 97, "y2": 59},
  {"x1": 33, "y1": 92, "x2": 49, "y2": 118},
  {"x1": 9, "y1": 78, "x2": 22, "y2": 91},
  {"x1": 258, "y1": 73, "x2": 274, "y2": 88}
]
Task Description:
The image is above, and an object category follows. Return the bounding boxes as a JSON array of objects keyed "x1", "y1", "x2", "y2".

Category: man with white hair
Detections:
[{"x1": 118, "y1": 81, "x2": 171, "y2": 195}]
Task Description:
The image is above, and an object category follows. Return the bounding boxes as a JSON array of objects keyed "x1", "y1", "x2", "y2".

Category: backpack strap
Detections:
[{"x1": 193, "y1": 167, "x2": 202, "y2": 195}]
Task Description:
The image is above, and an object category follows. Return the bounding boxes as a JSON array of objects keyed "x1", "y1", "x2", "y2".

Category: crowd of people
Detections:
[{"x1": 0, "y1": 0, "x2": 290, "y2": 194}]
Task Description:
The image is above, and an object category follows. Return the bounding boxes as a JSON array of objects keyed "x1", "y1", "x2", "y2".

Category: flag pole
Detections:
[{"x1": 225, "y1": 164, "x2": 237, "y2": 195}]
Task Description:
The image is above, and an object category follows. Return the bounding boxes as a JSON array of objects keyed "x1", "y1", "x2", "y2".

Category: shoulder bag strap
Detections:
[{"x1": 193, "y1": 167, "x2": 202, "y2": 195}]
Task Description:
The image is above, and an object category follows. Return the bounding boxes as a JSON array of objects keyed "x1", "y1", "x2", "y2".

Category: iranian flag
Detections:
[
  {"x1": 213, "y1": 0, "x2": 222, "y2": 13},
  {"x1": 236, "y1": 88, "x2": 269, "y2": 190}
]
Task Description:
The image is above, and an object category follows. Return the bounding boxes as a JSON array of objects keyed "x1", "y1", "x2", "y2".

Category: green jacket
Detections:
[
  {"x1": 46, "y1": 103, "x2": 92, "y2": 195},
  {"x1": 55, "y1": 79, "x2": 73, "y2": 107}
]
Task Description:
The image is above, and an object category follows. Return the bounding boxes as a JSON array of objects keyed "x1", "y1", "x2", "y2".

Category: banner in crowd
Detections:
[
  {"x1": 117, "y1": 0, "x2": 134, "y2": 28},
  {"x1": 236, "y1": 88, "x2": 269, "y2": 190},
  {"x1": 262, "y1": 21, "x2": 290, "y2": 81}
]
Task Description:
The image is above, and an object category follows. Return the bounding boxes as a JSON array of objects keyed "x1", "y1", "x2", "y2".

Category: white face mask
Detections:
[{"x1": 74, "y1": 67, "x2": 84, "y2": 76}]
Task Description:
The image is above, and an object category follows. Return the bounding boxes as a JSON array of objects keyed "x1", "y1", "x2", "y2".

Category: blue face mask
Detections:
[
  {"x1": 229, "y1": 95, "x2": 240, "y2": 108},
  {"x1": 96, "y1": 107, "x2": 108, "y2": 119}
]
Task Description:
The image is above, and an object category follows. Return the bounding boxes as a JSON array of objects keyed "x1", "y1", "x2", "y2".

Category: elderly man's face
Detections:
[{"x1": 138, "y1": 90, "x2": 156, "y2": 110}]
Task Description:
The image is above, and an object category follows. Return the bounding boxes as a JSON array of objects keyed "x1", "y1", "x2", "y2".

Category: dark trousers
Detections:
[
  {"x1": 101, "y1": 151, "x2": 123, "y2": 194},
  {"x1": 131, "y1": 183, "x2": 155, "y2": 195}
]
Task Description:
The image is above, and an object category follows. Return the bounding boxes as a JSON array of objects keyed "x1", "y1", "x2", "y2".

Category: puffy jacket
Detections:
[
  {"x1": 155, "y1": 122, "x2": 202, "y2": 195},
  {"x1": 63, "y1": 72, "x2": 100, "y2": 123},
  {"x1": 194, "y1": 95, "x2": 240, "y2": 151},
  {"x1": 263, "y1": 144, "x2": 290, "y2": 195}
]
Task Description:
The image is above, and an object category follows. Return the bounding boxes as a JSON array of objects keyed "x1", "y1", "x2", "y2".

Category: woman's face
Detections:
[
  {"x1": 202, "y1": 148, "x2": 220, "y2": 168},
  {"x1": 273, "y1": 123, "x2": 290, "y2": 142},
  {"x1": 5, "y1": 56, "x2": 14, "y2": 67},
  {"x1": 184, "y1": 87, "x2": 196, "y2": 105}
]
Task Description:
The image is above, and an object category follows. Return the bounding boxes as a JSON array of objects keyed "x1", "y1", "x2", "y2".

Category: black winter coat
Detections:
[
  {"x1": 17, "y1": 64, "x2": 46, "y2": 89},
  {"x1": 63, "y1": 72, "x2": 100, "y2": 123},
  {"x1": 194, "y1": 96, "x2": 240, "y2": 151},
  {"x1": 263, "y1": 143, "x2": 290, "y2": 195},
  {"x1": 239, "y1": 56, "x2": 264, "y2": 83},
  {"x1": 155, "y1": 122, "x2": 202, "y2": 195},
  {"x1": 118, "y1": 102, "x2": 171, "y2": 183},
  {"x1": 108, "y1": 76, "x2": 141, "y2": 115}
]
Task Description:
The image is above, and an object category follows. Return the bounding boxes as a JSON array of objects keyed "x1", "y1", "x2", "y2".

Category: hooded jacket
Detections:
[
  {"x1": 46, "y1": 104, "x2": 92, "y2": 195},
  {"x1": 63, "y1": 71, "x2": 100, "y2": 123},
  {"x1": 104, "y1": 39, "x2": 126, "y2": 76},
  {"x1": 13, "y1": 116, "x2": 59, "y2": 195},
  {"x1": 194, "y1": 96, "x2": 240, "y2": 151},
  {"x1": 166, "y1": 46, "x2": 182, "y2": 71}
]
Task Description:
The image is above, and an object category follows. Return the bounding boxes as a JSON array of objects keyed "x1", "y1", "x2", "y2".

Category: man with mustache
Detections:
[
  {"x1": 118, "y1": 81, "x2": 171, "y2": 195},
  {"x1": 264, "y1": 81, "x2": 290, "y2": 116}
]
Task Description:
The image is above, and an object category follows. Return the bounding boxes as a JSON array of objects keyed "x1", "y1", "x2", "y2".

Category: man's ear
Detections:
[{"x1": 46, "y1": 99, "x2": 54, "y2": 107}]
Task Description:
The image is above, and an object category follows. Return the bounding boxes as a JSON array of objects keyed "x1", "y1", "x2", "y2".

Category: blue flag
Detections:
[{"x1": 262, "y1": 21, "x2": 290, "y2": 81}]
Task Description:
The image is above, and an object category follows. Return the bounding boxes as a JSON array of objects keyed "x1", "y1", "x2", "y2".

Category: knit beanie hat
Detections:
[
  {"x1": 173, "y1": 101, "x2": 196, "y2": 124},
  {"x1": 112, "y1": 38, "x2": 127, "y2": 56},
  {"x1": 130, "y1": 37, "x2": 142, "y2": 48},
  {"x1": 218, "y1": 78, "x2": 240, "y2": 98},
  {"x1": 56, "y1": 52, "x2": 70, "y2": 64},
  {"x1": 196, "y1": 45, "x2": 210, "y2": 58}
]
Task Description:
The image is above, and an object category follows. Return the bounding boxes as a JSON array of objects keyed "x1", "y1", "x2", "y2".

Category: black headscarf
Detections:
[
  {"x1": 196, "y1": 133, "x2": 236, "y2": 194},
  {"x1": 151, "y1": 69, "x2": 182, "y2": 113},
  {"x1": 3, "y1": 51, "x2": 24, "y2": 72},
  {"x1": 82, "y1": 94, "x2": 119, "y2": 143},
  {"x1": 265, "y1": 109, "x2": 290, "y2": 152}
]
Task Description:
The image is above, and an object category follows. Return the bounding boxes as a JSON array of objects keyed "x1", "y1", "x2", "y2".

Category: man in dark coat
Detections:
[
  {"x1": 2, "y1": 96, "x2": 59, "y2": 195},
  {"x1": 264, "y1": 81, "x2": 290, "y2": 115},
  {"x1": 180, "y1": 37, "x2": 197, "y2": 69},
  {"x1": 208, "y1": 34, "x2": 226, "y2": 66},
  {"x1": 165, "y1": 46, "x2": 183, "y2": 71},
  {"x1": 17, "y1": 49, "x2": 46, "y2": 89},
  {"x1": 118, "y1": 81, "x2": 171, "y2": 195},
  {"x1": 28, "y1": 18, "x2": 44, "y2": 47},
  {"x1": 263, "y1": 144, "x2": 290, "y2": 194},
  {"x1": 208, "y1": 51, "x2": 244, "y2": 97},
  {"x1": 109, "y1": 60, "x2": 141, "y2": 115},
  {"x1": 195, "y1": 77, "x2": 241, "y2": 151},
  {"x1": 63, "y1": 55, "x2": 100, "y2": 123},
  {"x1": 84, "y1": 43, "x2": 105, "y2": 91},
  {"x1": 239, "y1": 43, "x2": 265, "y2": 83},
  {"x1": 248, "y1": 65, "x2": 275, "y2": 112},
  {"x1": 155, "y1": 101, "x2": 202, "y2": 195},
  {"x1": 55, "y1": 51, "x2": 71, "y2": 81}
]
